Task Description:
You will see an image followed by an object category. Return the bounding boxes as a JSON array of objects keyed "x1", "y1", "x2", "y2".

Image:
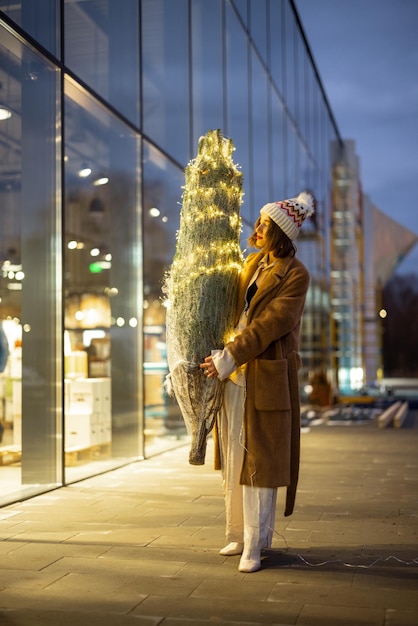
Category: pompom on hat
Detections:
[{"x1": 260, "y1": 191, "x2": 315, "y2": 240}]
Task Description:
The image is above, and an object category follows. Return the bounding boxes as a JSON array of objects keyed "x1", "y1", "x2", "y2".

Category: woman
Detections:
[{"x1": 200, "y1": 191, "x2": 314, "y2": 573}]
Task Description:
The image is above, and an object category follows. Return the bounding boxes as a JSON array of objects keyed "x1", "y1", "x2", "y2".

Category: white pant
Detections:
[{"x1": 218, "y1": 379, "x2": 277, "y2": 550}]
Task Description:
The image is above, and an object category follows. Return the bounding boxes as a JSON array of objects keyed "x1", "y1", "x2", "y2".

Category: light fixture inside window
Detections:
[
  {"x1": 0, "y1": 81, "x2": 12, "y2": 120},
  {"x1": 78, "y1": 163, "x2": 92, "y2": 178},
  {"x1": 0, "y1": 106, "x2": 12, "y2": 121},
  {"x1": 93, "y1": 177, "x2": 109, "y2": 186}
]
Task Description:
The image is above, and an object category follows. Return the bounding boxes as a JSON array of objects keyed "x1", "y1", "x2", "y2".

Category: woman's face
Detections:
[{"x1": 255, "y1": 214, "x2": 271, "y2": 249}]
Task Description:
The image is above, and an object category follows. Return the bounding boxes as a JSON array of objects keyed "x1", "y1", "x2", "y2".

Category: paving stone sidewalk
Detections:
[{"x1": 0, "y1": 420, "x2": 417, "y2": 626}]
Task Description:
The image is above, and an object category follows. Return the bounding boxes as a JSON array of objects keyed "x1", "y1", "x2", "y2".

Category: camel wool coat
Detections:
[{"x1": 213, "y1": 250, "x2": 310, "y2": 517}]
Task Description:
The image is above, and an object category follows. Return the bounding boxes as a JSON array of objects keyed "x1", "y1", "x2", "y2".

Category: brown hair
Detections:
[{"x1": 248, "y1": 216, "x2": 296, "y2": 258}]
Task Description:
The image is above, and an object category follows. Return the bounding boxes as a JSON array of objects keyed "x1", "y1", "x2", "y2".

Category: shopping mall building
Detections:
[{"x1": 0, "y1": 1, "x2": 416, "y2": 506}]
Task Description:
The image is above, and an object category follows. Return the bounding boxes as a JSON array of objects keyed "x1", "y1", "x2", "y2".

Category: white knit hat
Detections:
[{"x1": 260, "y1": 191, "x2": 315, "y2": 240}]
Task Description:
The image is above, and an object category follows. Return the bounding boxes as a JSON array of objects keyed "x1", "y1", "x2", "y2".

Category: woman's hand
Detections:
[{"x1": 200, "y1": 356, "x2": 219, "y2": 379}]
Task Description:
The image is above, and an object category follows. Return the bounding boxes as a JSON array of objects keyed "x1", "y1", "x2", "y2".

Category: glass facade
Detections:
[
  {"x1": 63, "y1": 77, "x2": 143, "y2": 481},
  {"x1": 330, "y1": 141, "x2": 364, "y2": 394},
  {"x1": 0, "y1": 0, "x2": 340, "y2": 506}
]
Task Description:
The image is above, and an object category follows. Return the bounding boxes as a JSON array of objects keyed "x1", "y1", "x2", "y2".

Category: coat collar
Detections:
[
  {"x1": 235, "y1": 251, "x2": 297, "y2": 326},
  {"x1": 245, "y1": 251, "x2": 295, "y2": 280}
]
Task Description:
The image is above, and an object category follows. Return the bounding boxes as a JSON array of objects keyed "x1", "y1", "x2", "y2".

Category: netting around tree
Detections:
[{"x1": 163, "y1": 129, "x2": 243, "y2": 464}]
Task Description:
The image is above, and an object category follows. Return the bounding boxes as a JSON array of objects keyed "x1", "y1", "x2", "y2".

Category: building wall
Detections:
[
  {"x1": 362, "y1": 194, "x2": 383, "y2": 387},
  {"x1": 0, "y1": 0, "x2": 340, "y2": 506},
  {"x1": 330, "y1": 140, "x2": 365, "y2": 394}
]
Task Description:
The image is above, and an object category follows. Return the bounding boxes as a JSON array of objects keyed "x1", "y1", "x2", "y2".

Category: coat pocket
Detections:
[{"x1": 254, "y1": 358, "x2": 291, "y2": 411}]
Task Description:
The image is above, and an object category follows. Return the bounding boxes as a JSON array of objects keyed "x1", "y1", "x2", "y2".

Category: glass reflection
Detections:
[
  {"x1": 271, "y1": 93, "x2": 285, "y2": 201},
  {"x1": 0, "y1": 1, "x2": 60, "y2": 57},
  {"x1": 64, "y1": 78, "x2": 142, "y2": 481},
  {"x1": 225, "y1": 3, "x2": 250, "y2": 221},
  {"x1": 64, "y1": 0, "x2": 140, "y2": 126},
  {"x1": 142, "y1": 140, "x2": 187, "y2": 456},
  {"x1": 142, "y1": 0, "x2": 190, "y2": 164},
  {"x1": 0, "y1": 24, "x2": 61, "y2": 505},
  {"x1": 250, "y1": 0, "x2": 267, "y2": 64},
  {"x1": 251, "y1": 52, "x2": 270, "y2": 217},
  {"x1": 283, "y1": 0, "x2": 296, "y2": 121},
  {"x1": 269, "y1": 0, "x2": 285, "y2": 96},
  {"x1": 191, "y1": 0, "x2": 224, "y2": 143},
  {"x1": 232, "y1": 0, "x2": 248, "y2": 27}
]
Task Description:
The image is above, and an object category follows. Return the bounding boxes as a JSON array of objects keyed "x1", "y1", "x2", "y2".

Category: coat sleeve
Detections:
[{"x1": 226, "y1": 263, "x2": 309, "y2": 367}]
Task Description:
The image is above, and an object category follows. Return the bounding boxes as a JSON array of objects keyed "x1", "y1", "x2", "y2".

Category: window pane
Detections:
[
  {"x1": 64, "y1": 78, "x2": 142, "y2": 480},
  {"x1": 225, "y1": 3, "x2": 250, "y2": 223},
  {"x1": 0, "y1": 0, "x2": 60, "y2": 57},
  {"x1": 142, "y1": 0, "x2": 190, "y2": 164},
  {"x1": 191, "y1": 0, "x2": 224, "y2": 144},
  {"x1": 271, "y1": 92, "x2": 285, "y2": 201},
  {"x1": 142, "y1": 141, "x2": 187, "y2": 456},
  {"x1": 250, "y1": 0, "x2": 267, "y2": 64},
  {"x1": 269, "y1": 0, "x2": 285, "y2": 95},
  {"x1": 283, "y1": 1, "x2": 296, "y2": 121},
  {"x1": 64, "y1": 0, "x2": 140, "y2": 126},
  {"x1": 232, "y1": 0, "x2": 248, "y2": 27},
  {"x1": 295, "y1": 29, "x2": 308, "y2": 140},
  {"x1": 284, "y1": 117, "x2": 297, "y2": 196},
  {"x1": 251, "y1": 51, "x2": 269, "y2": 219},
  {"x1": 0, "y1": 24, "x2": 62, "y2": 504}
]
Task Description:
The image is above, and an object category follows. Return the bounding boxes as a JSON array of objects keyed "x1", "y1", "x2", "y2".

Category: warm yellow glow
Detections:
[
  {"x1": 172, "y1": 168, "x2": 243, "y2": 292},
  {"x1": 93, "y1": 177, "x2": 109, "y2": 186},
  {"x1": 78, "y1": 166, "x2": 91, "y2": 178},
  {"x1": 170, "y1": 261, "x2": 242, "y2": 296}
]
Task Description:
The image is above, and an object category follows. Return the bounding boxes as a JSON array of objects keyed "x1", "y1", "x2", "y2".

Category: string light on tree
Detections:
[{"x1": 164, "y1": 129, "x2": 243, "y2": 465}]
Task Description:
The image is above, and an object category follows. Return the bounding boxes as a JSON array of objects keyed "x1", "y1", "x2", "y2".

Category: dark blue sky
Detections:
[{"x1": 296, "y1": 0, "x2": 418, "y2": 275}]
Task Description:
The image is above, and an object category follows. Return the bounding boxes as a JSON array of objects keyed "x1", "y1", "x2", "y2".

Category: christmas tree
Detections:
[{"x1": 164, "y1": 129, "x2": 243, "y2": 464}]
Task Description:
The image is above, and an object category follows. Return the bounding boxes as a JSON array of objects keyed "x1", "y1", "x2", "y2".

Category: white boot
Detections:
[
  {"x1": 238, "y1": 485, "x2": 277, "y2": 573},
  {"x1": 219, "y1": 542, "x2": 244, "y2": 556},
  {"x1": 238, "y1": 548, "x2": 261, "y2": 573}
]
